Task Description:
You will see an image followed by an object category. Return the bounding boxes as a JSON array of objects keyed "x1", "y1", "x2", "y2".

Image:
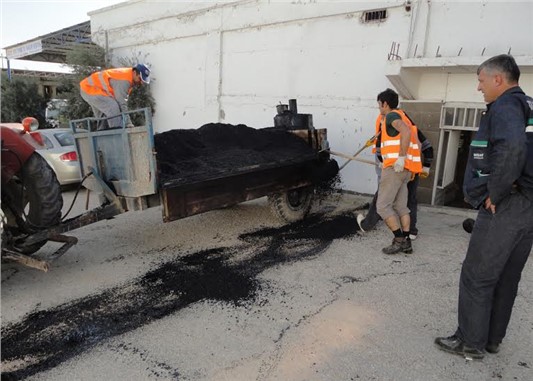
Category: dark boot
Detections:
[
  {"x1": 434, "y1": 335, "x2": 485, "y2": 360},
  {"x1": 486, "y1": 342, "x2": 500, "y2": 354},
  {"x1": 382, "y1": 237, "x2": 412, "y2": 255}
]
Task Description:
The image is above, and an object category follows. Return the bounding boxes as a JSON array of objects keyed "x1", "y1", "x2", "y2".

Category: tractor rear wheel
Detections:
[{"x1": 1, "y1": 153, "x2": 63, "y2": 254}]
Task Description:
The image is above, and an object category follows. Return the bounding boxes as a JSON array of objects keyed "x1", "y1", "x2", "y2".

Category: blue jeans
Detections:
[{"x1": 455, "y1": 191, "x2": 533, "y2": 349}]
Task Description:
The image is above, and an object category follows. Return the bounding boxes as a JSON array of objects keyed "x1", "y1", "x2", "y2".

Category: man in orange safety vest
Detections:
[
  {"x1": 80, "y1": 64, "x2": 150, "y2": 130},
  {"x1": 374, "y1": 88, "x2": 422, "y2": 255}
]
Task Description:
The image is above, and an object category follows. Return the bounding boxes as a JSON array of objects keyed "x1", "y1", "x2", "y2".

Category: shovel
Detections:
[
  {"x1": 327, "y1": 150, "x2": 378, "y2": 167},
  {"x1": 338, "y1": 132, "x2": 381, "y2": 170}
]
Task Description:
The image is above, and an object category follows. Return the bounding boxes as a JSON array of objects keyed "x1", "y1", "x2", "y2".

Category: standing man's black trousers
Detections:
[{"x1": 456, "y1": 190, "x2": 533, "y2": 349}]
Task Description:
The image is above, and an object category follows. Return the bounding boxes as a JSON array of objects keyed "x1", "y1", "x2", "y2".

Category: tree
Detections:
[{"x1": 0, "y1": 72, "x2": 48, "y2": 126}]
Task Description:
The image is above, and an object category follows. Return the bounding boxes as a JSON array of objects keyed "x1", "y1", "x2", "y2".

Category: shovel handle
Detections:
[{"x1": 329, "y1": 150, "x2": 377, "y2": 166}]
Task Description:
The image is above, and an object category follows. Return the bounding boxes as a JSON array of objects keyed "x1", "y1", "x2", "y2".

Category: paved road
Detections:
[{"x1": 1, "y1": 190, "x2": 532, "y2": 381}]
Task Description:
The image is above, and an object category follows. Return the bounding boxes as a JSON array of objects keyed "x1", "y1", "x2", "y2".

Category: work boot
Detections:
[
  {"x1": 486, "y1": 342, "x2": 500, "y2": 354},
  {"x1": 382, "y1": 237, "x2": 412, "y2": 255},
  {"x1": 434, "y1": 335, "x2": 485, "y2": 360}
]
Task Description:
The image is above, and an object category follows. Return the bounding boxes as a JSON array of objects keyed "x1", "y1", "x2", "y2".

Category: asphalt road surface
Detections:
[{"x1": 1, "y1": 189, "x2": 532, "y2": 381}]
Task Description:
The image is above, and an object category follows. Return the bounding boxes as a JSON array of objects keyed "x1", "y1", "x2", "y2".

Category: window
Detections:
[
  {"x1": 40, "y1": 134, "x2": 54, "y2": 149},
  {"x1": 363, "y1": 9, "x2": 387, "y2": 23},
  {"x1": 441, "y1": 105, "x2": 484, "y2": 130},
  {"x1": 54, "y1": 132, "x2": 74, "y2": 146}
]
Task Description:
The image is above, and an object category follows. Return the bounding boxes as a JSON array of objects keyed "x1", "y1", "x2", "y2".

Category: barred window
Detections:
[{"x1": 363, "y1": 9, "x2": 387, "y2": 23}]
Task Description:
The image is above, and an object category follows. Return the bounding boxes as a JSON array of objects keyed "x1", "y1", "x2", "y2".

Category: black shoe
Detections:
[
  {"x1": 434, "y1": 335, "x2": 485, "y2": 360},
  {"x1": 486, "y1": 342, "x2": 500, "y2": 354},
  {"x1": 462, "y1": 218, "x2": 475, "y2": 234},
  {"x1": 382, "y1": 237, "x2": 412, "y2": 255}
]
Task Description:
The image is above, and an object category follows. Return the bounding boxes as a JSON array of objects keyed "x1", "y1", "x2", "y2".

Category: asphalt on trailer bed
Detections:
[{"x1": 154, "y1": 123, "x2": 320, "y2": 187}]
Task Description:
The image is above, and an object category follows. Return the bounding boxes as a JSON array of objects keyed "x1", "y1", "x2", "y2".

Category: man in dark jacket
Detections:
[{"x1": 435, "y1": 54, "x2": 533, "y2": 360}]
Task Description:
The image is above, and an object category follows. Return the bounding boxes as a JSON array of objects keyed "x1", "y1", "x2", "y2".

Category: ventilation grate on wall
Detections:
[{"x1": 363, "y1": 9, "x2": 387, "y2": 23}]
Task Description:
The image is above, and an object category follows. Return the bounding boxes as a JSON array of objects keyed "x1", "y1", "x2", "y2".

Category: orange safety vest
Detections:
[
  {"x1": 80, "y1": 68, "x2": 133, "y2": 98},
  {"x1": 371, "y1": 114, "x2": 382, "y2": 154},
  {"x1": 374, "y1": 109, "x2": 422, "y2": 173}
]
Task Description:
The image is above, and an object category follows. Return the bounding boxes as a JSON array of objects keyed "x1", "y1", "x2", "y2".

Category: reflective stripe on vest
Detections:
[
  {"x1": 80, "y1": 68, "x2": 133, "y2": 97},
  {"x1": 379, "y1": 109, "x2": 422, "y2": 173}
]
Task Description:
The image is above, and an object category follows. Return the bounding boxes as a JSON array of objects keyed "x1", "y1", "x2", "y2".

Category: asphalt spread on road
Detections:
[{"x1": 1, "y1": 213, "x2": 358, "y2": 380}]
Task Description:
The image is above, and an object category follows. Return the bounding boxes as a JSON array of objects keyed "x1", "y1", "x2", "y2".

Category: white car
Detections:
[{"x1": 34, "y1": 128, "x2": 82, "y2": 186}]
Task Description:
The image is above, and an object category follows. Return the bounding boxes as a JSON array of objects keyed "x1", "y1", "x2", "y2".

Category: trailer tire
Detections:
[
  {"x1": 2, "y1": 153, "x2": 63, "y2": 254},
  {"x1": 268, "y1": 186, "x2": 314, "y2": 223}
]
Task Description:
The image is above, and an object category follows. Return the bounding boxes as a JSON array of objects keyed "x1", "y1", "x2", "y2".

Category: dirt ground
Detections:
[{"x1": 1, "y1": 190, "x2": 532, "y2": 381}]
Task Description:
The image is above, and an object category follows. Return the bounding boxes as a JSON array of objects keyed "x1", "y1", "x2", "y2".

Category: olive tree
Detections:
[{"x1": 0, "y1": 72, "x2": 48, "y2": 126}]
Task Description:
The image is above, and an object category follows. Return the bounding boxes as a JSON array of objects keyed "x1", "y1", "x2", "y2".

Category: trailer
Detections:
[{"x1": 1, "y1": 101, "x2": 338, "y2": 271}]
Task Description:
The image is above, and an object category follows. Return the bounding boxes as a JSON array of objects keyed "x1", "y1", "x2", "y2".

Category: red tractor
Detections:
[{"x1": 1, "y1": 117, "x2": 63, "y2": 260}]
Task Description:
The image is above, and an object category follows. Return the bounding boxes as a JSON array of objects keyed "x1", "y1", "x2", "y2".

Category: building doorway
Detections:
[{"x1": 431, "y1": 102, "x2": 485, "y2": 208}]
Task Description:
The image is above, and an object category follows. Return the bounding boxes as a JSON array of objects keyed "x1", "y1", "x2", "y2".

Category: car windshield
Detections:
[{"x1": 54, "y1": 132, "x2": 74, "y2": 146}]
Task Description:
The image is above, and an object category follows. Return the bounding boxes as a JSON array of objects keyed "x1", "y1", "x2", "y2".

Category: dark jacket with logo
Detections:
[{"x1": 464, "y1": 86, "x2": 533, "y2": 208}]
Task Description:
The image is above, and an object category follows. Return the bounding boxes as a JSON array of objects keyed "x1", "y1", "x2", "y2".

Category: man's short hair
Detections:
[
  {"x1": 477, "y1": 54, "x2": 520, "y2": 83},
  {"x1": 377, "y1": 88, "x2": 399, "y2": 109}
]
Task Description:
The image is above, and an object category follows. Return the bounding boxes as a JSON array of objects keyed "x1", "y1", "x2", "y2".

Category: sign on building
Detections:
[{"x1": 6, "y1": 40, "x2": 43, "y2": 59}]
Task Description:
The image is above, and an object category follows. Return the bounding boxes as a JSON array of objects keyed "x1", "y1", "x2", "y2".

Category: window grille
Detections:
[{"x1": 363, "y1": 9, "x2": 387, "y2": 23}]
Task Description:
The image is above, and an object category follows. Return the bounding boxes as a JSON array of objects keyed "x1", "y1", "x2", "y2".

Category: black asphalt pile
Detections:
[
  {"x1": 0, "y1": 213, "x2": 358, "y2": 380},
  {"x1": 154, "y1": 123, "x2": 326, "y2": 186}
]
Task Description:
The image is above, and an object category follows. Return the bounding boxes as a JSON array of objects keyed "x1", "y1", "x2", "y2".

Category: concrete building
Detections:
[{"x1": 88, "y1": 0, "x2": 533, "y2": 205}]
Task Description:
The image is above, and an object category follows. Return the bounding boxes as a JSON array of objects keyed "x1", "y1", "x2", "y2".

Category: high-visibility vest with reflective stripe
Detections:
[
  {"x1": 378, "y1": 109, "x2": 422, "y2": 173},
  {"x1": 371, "y1": 114, "x2": 381, "y2": 155},
  {"x1": 80, "y1": 68, "x2": 133, "y2": 98}
]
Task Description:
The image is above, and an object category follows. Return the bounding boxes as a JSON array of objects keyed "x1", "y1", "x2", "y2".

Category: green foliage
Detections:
[{"x1": 0, "y1": 72, "x2": 48, "y2": 126}]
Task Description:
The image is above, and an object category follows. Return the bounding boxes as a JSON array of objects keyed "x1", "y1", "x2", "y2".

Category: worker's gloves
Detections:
[
  {"x1": 420, "y1": 166, "x2": 430, "y2": 179},
  {"x1": 393, "y1": 156, "x2": 406, "y2": 172},
  {"x1": 126, "y1": 123, "x2": 134, "y2": 128}
]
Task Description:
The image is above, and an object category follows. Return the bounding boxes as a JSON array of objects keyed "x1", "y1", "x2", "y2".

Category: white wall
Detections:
[
  {"x1": 89, "y1": 0, "x2": 533, "y2": 194},
  {"x1": 408, "y1": 1, "x2": 533, "y2": 59}
]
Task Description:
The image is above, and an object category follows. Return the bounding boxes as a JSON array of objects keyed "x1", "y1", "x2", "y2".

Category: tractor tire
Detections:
[
  {"x1": 268, "y1": 186, "x2": 314, "y2": 223},
  {"x1": 2, "y1": 153, "x2": 63, "y2": 254}
]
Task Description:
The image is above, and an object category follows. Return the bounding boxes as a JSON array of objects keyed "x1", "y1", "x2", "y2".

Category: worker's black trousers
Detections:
[
  {"x1": 361, "y1": 175, "x2": 419, "y2": 233},
  {"x1": 456, "y1": 191, "x2": 533, "y2": 349}
]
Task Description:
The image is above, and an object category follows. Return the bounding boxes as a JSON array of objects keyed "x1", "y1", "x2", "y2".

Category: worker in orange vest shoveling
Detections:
[
  {"x1": 374, "y1": 88, "x2": 422, "y2": 255},
  {"x1": 80, "y1": 64, "x2": 151, "y2": 130}
]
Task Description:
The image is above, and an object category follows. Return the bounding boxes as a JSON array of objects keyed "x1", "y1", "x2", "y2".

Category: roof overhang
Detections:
[
  {"x1": 3, "y1": 21, "x2": 93, "y2": 63},
  {"x1": 386, "y1": 55, "x2": 533, "y2": 99}
]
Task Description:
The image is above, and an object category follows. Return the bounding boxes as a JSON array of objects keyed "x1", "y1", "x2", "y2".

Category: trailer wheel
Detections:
[
  {"x1": 2, "y1": 153, "x2": 63, "y2": 254},
  {"x1": 268, "y1": 186, "x2": 314, "y2": 223}
]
